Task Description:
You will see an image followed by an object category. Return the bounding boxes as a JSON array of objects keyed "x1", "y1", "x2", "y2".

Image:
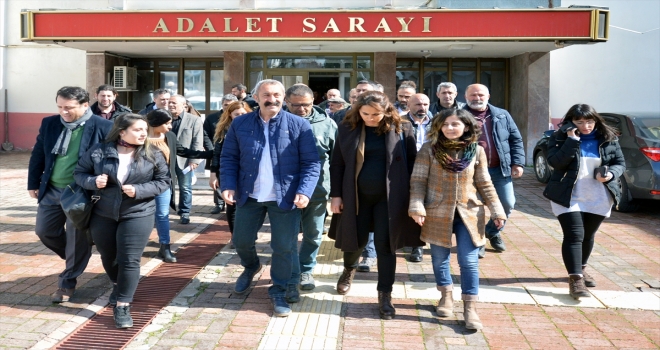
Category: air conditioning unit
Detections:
[{"x1": 113, "y1": 66, "x2": 137, "y2": 90}]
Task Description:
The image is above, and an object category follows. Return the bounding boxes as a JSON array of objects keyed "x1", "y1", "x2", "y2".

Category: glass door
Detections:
[{"x1": 270, "y1": 72, "x2": 308, "y2": 90}]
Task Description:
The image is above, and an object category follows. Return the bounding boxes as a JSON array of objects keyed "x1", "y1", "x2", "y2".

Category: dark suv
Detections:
[{"x1": 533, "y1": 113, "x2": 659, "y2": 212}]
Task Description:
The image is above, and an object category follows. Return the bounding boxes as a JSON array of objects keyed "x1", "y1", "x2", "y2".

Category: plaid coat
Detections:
[{"x1": 408, "y1": 144, "x2": 506, "y2": 248}]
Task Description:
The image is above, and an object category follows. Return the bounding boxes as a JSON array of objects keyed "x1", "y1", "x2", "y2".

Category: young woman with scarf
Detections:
[{"x1": 409, "y1": 108, "x2": 506, "y2": 330}]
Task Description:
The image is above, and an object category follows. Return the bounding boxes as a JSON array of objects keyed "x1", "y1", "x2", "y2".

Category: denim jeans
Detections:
[
  {"x1": 234, "y1": 198, "x2": 301, "y2": 297},
  {"x1": 290, "y1": 200, "x2": 327, "y2": 285},
  {"x1": 485, "y1": 167, "x2": 515, "y2": 238},
  {"x1": 175, "y1": 166, "x2": 193, "y2": 215},
  {"x1": 430, "y1": 214, "x2": 480, "y2": 296},
  {"x1": 154, "y1": 188, "x2": 171, "y2": 244},
  {"x1": 361, "y1": 232, "x2": 376, "y2": 258}
]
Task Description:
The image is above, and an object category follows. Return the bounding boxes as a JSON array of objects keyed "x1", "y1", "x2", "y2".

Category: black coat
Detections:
[
  {"x1": 28, "y1": 114, "x2": 113, "y2": 202},
  {"x1": 543, "y1": 130, "x2": 626, "y2": 208},
  {"x1": 202, "y1": 111, "x2": 222, "y2": 170},
  {"x1": 74, "y1": 142, "x2": 170, "y2": 220},
  {"x1": 328, "y1": 121, "x2": 423, "y2": 252},
  {"x1": 90, "y1": 101, "x2": 132, "y2": 121}
]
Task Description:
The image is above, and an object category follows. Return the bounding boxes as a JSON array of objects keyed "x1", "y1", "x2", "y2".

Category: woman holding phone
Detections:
[{"x1": 543, "y1": 104, "x2": 625, "y2": 299}]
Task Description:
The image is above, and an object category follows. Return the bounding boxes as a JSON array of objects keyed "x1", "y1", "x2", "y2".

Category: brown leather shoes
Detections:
[
  {"x1": 336, "y1": 268, "x2": 356, "y2": 295},
  {"x1": 569, "y1": 275, "x2": 590, "y2": 299},
  {"x1": 52, "y1": 287, "x2": 75, "y2": 303}
]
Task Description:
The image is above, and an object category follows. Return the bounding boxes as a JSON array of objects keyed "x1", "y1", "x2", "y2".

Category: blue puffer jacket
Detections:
[
  {"x1": 464, "y1": 104, "x2": 525, "y2": 176},
  {"x1": 220, "y1": 109, "x2": 321, "y2": 210}
]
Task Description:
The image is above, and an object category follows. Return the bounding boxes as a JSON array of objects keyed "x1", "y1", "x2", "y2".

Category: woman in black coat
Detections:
[
  {"x1": 74, "y1": 114, "x2": 170, "y2": 328},
  {"x1": 543, "y1": 104, "x2": 625, "y2": 299},
  {"x1": 328, "y1": 91, "x2": 422, "y2": 319},
  {"x1": 208, "y1": 101, "x2": 253, "y2": 245}
]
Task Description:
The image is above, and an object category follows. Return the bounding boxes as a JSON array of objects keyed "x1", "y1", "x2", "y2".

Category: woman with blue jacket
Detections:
[
  {"x1": 74, "y1": 113, "x2": 170, "y2": 328},
  {"x1": 543, "y1": 104, "x2": 625, "y2": 299}
]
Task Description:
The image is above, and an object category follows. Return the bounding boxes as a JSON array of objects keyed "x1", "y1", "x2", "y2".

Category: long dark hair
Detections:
[
  {"x1": 428, "y1": 109, "x2": 481, "y2": 145},
  {"x1": 560, "y1": 104, "x2": 618, "y2": 141},
  {"x1": 105, "y1": 113, "x2": 155, "y2": 163},
  {"x1": 344, "y1": 90, "x2": 403, "y2": 134}
]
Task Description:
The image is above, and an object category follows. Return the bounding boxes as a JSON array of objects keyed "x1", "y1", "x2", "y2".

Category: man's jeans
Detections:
[
  {"x1": 290, "y1": 200, "x2": 327, "y2": 285},
  {"x1": 234, "y1": 198, "x2": 301, "y2": 297},
  {"x1": 154, "y1": 188, "x2": 171, "y2": 244},
  {"x1": 175, "y1": 166, "x2": 193, "y2": 215},
  {"x1": 35, "y1": 185, "x2": 92, "y2": 289},
  {"x1": 485, "y1": 167, "x2": 515, "y2": 239},
  {"x1": 430, "y1": 214, "x2": 480, "y2": 296},
  {"x1": 361, "y1": 232, "x2": 376, "y2": 259}
]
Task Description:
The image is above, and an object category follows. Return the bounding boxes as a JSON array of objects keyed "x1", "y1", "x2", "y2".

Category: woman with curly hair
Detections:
[
  {"x1": 328, "y1": 90, "x2": 422, "y2": 319},
  {"x1": 409, "y1": 108, "x2": 506, "y2": 330}
]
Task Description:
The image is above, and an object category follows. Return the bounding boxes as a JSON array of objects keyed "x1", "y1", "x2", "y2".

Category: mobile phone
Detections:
[
  {"x1": 559, "y1": 121, "x2": 577, "y2": 133},
  {"x1": 594, "y1": 165, "x2": 609, "y2": 179}
]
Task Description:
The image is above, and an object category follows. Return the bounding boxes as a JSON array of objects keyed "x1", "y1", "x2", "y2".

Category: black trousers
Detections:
[
  {"x1": 90, "y1": 213, "x2": 154, "y2": 303},
  {"x1": 226, "y1": 202, "x2": 236, "y2": 235},
  {"x1": 557, "y1": 211, "x2": 606, "y2": 275},
  {"x1": 343, "y1": 192, "x2": 395, "y2": 292}
]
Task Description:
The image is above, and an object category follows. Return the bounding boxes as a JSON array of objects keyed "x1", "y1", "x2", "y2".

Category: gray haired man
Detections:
[{"x1": 430, "y1": 82, "x2": 466, "y2": 116}]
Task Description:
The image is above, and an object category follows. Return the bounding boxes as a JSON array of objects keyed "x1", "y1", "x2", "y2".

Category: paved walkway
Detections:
[{"x1": 1, "y1": 150, "x2": 659, "y2": 349}]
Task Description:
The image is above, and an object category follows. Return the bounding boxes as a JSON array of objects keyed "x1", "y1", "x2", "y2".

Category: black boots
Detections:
[
  {"x1": 569, "y1": 275, "x2": 590, "y2": 299},
  {"x1": 158, "y1": 244, "x2": 177, "y2": 263},
  {"x1": 378, "y1": 291, "x2": 396, "y2": 320}
]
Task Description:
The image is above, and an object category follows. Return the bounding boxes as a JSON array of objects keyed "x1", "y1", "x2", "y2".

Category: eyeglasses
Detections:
[{"x1": 289, "y1": 103, "x2": 313, "y2": 108}]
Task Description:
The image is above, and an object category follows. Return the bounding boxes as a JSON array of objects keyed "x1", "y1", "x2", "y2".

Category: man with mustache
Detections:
[
  {"x1": 463, "y1": 84, "x2": 525, "y2": 258},
  {"x1": 221, "y1": 79, "x2": 320, "y2": 318}
]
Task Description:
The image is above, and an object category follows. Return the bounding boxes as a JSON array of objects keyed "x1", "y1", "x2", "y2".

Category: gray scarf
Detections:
[{"x1": 51, "y1": 108, "x2": 93, "y2": 156}]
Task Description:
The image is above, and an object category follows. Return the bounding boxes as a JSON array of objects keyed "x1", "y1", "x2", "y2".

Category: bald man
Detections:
[{"x1": 463, "y1": 84, "x2": 524, "y2": 258}]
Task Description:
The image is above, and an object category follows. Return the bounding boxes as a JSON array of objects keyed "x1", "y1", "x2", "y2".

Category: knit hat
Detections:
[{"x1": 146, "y1": 109, "x2": 173, "y2": 127}]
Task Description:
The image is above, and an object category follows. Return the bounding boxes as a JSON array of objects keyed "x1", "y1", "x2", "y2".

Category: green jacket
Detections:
[{"x1": 303, "y1": 106, "x2": 337, "y2": 202}]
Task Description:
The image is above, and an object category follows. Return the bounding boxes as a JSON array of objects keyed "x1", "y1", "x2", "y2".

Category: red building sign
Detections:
[{"x1": 22, "y1": 9, "x2": 608, "y2": 41}]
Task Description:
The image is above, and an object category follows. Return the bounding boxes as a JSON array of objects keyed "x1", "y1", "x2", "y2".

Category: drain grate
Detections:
[{"x1": 55, "y1": 223, "x2": 231, "y2": 350}]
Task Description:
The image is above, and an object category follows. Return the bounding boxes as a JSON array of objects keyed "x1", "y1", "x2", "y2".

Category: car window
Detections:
[{"x1": 631, "y1": 117, "x2": 660, "y2": 140}]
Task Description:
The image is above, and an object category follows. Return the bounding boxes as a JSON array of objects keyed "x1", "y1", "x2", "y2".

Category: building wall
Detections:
[{"x1": 549, "y1": 0, "x2": 660, "y2": 124}]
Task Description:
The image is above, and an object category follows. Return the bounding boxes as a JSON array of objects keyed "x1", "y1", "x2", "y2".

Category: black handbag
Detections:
[{"x1": 60, "y1": 182, "x2": 99, "y2": 243}]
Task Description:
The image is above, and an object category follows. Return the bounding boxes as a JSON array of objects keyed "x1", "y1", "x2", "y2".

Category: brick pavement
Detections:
[{"x1": 1, "y1": 150, "x2": 659, "y2": 349}]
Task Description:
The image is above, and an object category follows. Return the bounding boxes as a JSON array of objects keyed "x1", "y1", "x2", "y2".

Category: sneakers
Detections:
[
  {"x1": 568, "y1": 275, "x2": 590, "y2": 299},
  {"x1": 234, "y1": 264, "x2": 263, "y2": 294},
  {"x1": 582, "y1": 266, "x2": 596, "y2": 287},
  {"x1": 113, "y1": 305, "x2": 133, "y2": 328},
  {"x1": 489, "y1": 235, "x2": 506, "y2": 252},
  {"x1": 51, "y1": 287, "x2": 75, "y2": 303},
  {"x1": 408, "y1": 247, "x2": 423, "y2": 262},
  {"x1": 299, "y1": 273, "x2": 316, "y2": 291},
  {"x1": 271, "y1": 296, "x2": 292, "y2": 317},
  {"x1": 357, "y1": 257, "x2": 376, "y2": 272},
  {"x1": 286, "y1": 284, "x2": 300, "y2": 303},
  {"x1": 180, "y1": 214, "x2": 190, "y2": 225}
]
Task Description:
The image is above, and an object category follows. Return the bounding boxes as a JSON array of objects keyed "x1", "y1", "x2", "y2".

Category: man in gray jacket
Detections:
[
  {"x1": 168, "y1": 94, "x2": 204, "y2": 224},
  {"x1": 284, "y1": 84, "x2": 337, "y2": 301}
]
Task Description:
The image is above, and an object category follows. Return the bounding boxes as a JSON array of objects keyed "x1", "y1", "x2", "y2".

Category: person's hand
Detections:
[
  {"x1": 209, "y1": 173, "x2": 218, "y2": 190},
  {"x1": 190, "y1": 163, "x2": 199, "y2": 171},
  {"x1": 412, "y1": 215, "x2": 425, "y2": 227},
  {"x1": 331, "y1": 197, "x2": 343, "y2": 214},
  {"x1": 567, "y1": 128, "x2": 580, "y2": 139},
  {"x1": 96, "y1": 174, "x2": 108, "y2": 188},
  {"x1": 511, "y1": 165, "x2": 524, "y2": 179},
  {"x1": 596, "y1": 171, "x2": 613, "y2": 183},
  {"x1": 222, "y1": 190, "x2": 236, "y2": 205},
  {"x1": 294, "y1": 194, "x2": 310, "y2": 209},
  {"x1": 122, "y1": 185, "x2": 136, "y2": 197},
  {"x1": 28, "y1": 189, "x2": 38, "y2": 199},
  {"x1": 493, "y1": 218, "x2": 505, "y2": 229}
]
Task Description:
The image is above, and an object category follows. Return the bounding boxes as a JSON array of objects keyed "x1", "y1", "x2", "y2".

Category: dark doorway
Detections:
[{"x1": 309, "y1": 74, "x2": 339, "y2": 105}]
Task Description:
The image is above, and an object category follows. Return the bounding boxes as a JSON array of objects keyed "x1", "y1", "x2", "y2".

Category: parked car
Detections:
[{"x1": 533, "y1": 113, "x2": 660, "y2": 212}]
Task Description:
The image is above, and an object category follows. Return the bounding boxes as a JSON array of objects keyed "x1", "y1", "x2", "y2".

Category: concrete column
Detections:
[
  {"x1": 223, "y1": 51, "x2": 245, "y2": 94},
  {"x1": 509, "y1": 52, "x2": 550, "y2": 166},
  {"x1": 86, "y1": 52, "x2": 129, "y2": 105},
  {"x1": 373, "y1": 52, "x2": 396, "y2": 101}
]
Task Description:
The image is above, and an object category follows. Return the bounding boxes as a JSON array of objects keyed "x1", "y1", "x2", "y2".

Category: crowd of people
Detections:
[{"x1": 27, "y1": 78, "x2": 624, "y2": 330}]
